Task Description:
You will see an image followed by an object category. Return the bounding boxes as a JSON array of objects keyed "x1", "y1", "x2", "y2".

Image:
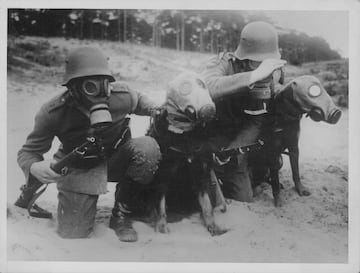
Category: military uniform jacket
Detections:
[
  {"x1": 202, "y1": 52, "x2": 253, "y2": 101},
  {"x1": 17, "y1": 81, "x2": 157, "y2": 195},
  {"x1": 202, "y1": 52, "x2": 277, "y2": 125}
]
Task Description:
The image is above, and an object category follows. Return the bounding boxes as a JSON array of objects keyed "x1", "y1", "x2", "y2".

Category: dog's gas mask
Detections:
[
  {"x1": 287, "y1": 75, "x2": 341, "y2": 124},
  {"x1": 70, "y1": 76, "x2": 113, "y2": 128},
  {"x1": 164, "y1": 72, "x2": 216, "y2": 134}
]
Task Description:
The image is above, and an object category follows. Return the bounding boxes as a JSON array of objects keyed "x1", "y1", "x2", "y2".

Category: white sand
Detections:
[{"x1": 6, "y1": 37, "x2": 348, "y2": 266}]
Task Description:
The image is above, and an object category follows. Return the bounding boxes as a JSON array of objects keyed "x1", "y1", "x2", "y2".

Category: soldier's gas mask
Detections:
[
  {"x1": 70, "y1": 76, "x2": 113, "y2": 128},
  {"x1": 244, "y1": 59, "x2": 283, "y2": 100}
]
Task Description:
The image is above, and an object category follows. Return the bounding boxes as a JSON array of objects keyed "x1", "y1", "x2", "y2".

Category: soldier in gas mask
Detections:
[
  {"x1": 202, "y1": 21, "x2": 286, "y2": 202},
  {"x1": 15, "y1": 47, "x2": 161, "y2": 242}
]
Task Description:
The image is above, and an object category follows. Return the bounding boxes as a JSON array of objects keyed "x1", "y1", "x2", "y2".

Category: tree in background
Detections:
[{"x1": 7, "y1": 9, "x2": 342, "y2": 64}]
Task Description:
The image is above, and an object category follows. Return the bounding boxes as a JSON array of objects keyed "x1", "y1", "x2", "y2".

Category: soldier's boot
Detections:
[
  {"x1": 109, "y1": 182, "x2": 138, "y2": 242},
  {"x1": 14, "y1": 176, "x2": 52, "y2": 218},
  {"x1": 14, "y1": 176, "x2": 43, "y2": 208}
]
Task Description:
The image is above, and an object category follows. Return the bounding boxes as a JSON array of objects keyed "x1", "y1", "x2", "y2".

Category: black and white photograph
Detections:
[{"x1": 3, "y1": 0, "x2": 360, "y2": 272}]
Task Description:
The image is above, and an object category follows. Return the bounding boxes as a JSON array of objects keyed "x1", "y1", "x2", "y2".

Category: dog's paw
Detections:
[
  {"x1": 274, "y1": 194, "x2": 284, "y2": 207},
  {"x1": 155, "y1": 220, "x2": 170, "y2": 234},
  {"x1": 296, "y1": 184, "x2": 311, "y2": 196},
  {"x1": 207, "y1": 224, "x2": 229, "y2": 236},
  {"x1": 219, "y1": 204, "x2": 227, "y2": 213}
]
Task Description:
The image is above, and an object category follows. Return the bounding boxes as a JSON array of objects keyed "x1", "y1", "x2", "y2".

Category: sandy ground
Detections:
[{"x1": 6, "y1": 37, "x2": 349, "y2": 265}]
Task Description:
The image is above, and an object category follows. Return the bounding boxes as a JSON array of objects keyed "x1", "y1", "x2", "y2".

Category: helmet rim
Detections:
[{"x1": 234, "y1": 21, "x2": 281, "y2": 61}]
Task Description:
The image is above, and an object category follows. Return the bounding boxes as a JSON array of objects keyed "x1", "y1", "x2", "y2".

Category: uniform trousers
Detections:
[
  {"x1": 208, "y1": 114, "x2": 266, "y2": 202},
  {"x1": 57, "y1": 136, "x2": 161, "y2": 238}
]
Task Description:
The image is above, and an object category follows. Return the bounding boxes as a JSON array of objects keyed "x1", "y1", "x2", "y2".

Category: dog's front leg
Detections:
[
  {"x1": 269, "y1": 161, "x2": 284, "y2": 207},
  {"x1": 285, "y1": 124, "x2": 311, "y2": 196},
  {"x1": 151, "y1": 177, "x2": 170, "y2": 234},
  {"x1": 198, "y1": 191, "x2": 228, "y2": 236},
  {"x1": 154, "y1": 193, "x2": 169, "y2": 233},
  {"x1": 209, "y1": 168, "x2": 227, "y2": 213},
  {"x1": 288, "y1": 145, "x2": 311, "y2": 196},
  {"x1": 268, "y1": 134, "x2": 285, "y2": 207}
]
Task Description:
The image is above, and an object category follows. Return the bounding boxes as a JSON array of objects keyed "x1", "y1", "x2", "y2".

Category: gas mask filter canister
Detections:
[
  {"x1": 250, "y1": 74, "x2": 273, "y2": 100},
  {"x1": 308, "y1": 106, "x2": 341, "y2": 124},
  {"x1": 247, "y1": 60, "x2": 278, "y2": 100}
]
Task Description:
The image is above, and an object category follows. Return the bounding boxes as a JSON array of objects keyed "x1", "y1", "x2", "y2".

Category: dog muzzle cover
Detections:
[
  {"x1": 164, "y1": 72, "x2": 216, "y2": 134},
  {"x1": 290, "y1": 75, "x2": 342, "y2": 124}
]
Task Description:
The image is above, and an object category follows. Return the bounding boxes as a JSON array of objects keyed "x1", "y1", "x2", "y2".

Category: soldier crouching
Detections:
[
  {"x1": 201, "y1": 21, "x2": 286, "y2": 202},
  {"x1": 15, "y1": 47, "x2": 161, "y2": 242}
]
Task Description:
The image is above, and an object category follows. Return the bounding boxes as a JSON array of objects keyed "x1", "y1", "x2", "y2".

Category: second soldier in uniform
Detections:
[{"x1": 202, "y1": 21, "x2": 286, "y2": 202}]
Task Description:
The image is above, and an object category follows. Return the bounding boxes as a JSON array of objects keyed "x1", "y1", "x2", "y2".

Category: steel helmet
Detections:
[
  {"x1": 62, "y1": 47, "x2": 115, "y2": 86},
  {"x1": 234, "y1": 21, "x2": 281, "y2": 61}
]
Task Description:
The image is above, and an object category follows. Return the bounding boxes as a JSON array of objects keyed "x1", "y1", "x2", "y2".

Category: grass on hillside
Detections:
[{"x1": 7, "y1": 36, "x2": 349, "y2": 107}]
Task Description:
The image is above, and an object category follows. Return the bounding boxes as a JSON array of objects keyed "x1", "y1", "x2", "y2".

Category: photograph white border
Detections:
[{"x1": 1, "y1": 0, "x2": 359, "y2": 272}]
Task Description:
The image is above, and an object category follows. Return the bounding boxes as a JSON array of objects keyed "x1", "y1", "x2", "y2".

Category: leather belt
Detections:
[{"x1": 244, "y1": 101, "x2": 268, "y2": 115}]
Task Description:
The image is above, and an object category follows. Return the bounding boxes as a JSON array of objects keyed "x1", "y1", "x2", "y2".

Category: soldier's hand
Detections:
[
  {"x1": 272, "y1": 68, "x2": 284, "y2": 84},
  {"x1": 30, "y1": 159, "x2": 62, "y2": 184},
  {"x1": 250, "y1": 59, "x2": 287, "y2": 85}
]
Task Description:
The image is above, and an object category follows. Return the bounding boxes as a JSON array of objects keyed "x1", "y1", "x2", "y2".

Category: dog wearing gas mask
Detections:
[
  {"x1": 249, "y1": 75, "x2": 342, "y2": 207},
  {"x1": 147, "y1": 72, "x2": 228, "y2": 236}
]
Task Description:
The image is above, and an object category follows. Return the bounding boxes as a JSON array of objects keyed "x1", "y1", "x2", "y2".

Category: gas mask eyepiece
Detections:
[
  {"x1": 183, "y1": 104, "x2": 216, "y2": 123},
  {"x1": 81, "y1": 78, "x2": 111, "y2": 97},
  {"x1": 308, "y1": 107, "x2": 324, "y2": 122}
]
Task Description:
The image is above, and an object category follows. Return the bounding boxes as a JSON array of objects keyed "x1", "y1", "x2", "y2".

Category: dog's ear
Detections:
[
  {"x1": 153, "y1": 107, "x2": 169, "y2": 132},
  {"x1": 157, "y1": 108, "x2": 168, "y2": 122}
]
